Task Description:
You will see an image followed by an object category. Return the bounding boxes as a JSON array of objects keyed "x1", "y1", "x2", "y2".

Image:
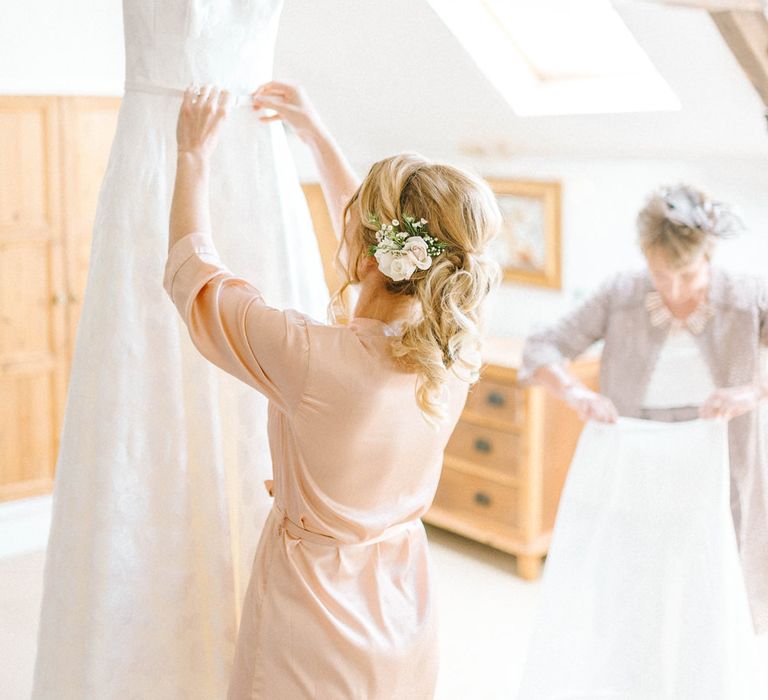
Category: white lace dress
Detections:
[{"x1": 32, "y1": 2, "x2": 328, "y2": 698}]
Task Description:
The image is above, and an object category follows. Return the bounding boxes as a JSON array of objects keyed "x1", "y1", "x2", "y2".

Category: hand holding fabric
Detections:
[
  {"x1": 563, "y1": 385, "x2": 619, "y2": 424},
  {"x1": 170, "y1": 85, "x2": 234, "y2": 248},
  {"x1": 700, "y1": 385, "x2": 761, "y2": 421},
  {"x1": 176, "y1": 85, "x2": 234, "y2": 159},
  {"x1": 251, "y1": 81, "x2": 326, "y2": 144},
  {"x1": 251, "y1": 81, "x2": 358, "y2": 245}
]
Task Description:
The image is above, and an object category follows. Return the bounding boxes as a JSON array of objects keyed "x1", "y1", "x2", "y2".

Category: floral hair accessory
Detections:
[
  {"x1": 661, "y1": 186, "x2": 742, "y2": 239},
  {"x1": 366, "y1": 214, "x2": 447, "y2": 282}
]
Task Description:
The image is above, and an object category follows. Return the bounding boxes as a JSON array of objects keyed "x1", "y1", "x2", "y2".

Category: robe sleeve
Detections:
[
  {"x1": 163, "y1": 232, "x2": 310, "y2": 414},
  {"x1": 517, "y1": 276, "x2": 614, "y2": 385}
]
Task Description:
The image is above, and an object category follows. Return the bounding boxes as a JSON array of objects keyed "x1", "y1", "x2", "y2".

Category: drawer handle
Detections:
[
  {"x1": 474, "y1": 491, "x2": 491, "y2": 507},
  {"x1": 487, "y1": 391, "x2": 506, "y2": 407},
  {"x1": 474, "y1": 438, "x2": 492, "y2": 454}
]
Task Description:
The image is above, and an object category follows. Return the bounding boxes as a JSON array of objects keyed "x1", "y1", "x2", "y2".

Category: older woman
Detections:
[{"x1": 520, "y1": 184, "x2": 768, "y2": 634}]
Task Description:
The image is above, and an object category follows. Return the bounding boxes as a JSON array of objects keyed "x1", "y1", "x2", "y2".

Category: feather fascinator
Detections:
[{"x1": 640, "y1": 184, "x2": 743, "y2": 240}]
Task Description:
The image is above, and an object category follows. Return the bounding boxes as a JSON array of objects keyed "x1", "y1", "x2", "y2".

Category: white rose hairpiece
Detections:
[{"x1": 366, "y1": 214, "x2": 447, "y2": 282}]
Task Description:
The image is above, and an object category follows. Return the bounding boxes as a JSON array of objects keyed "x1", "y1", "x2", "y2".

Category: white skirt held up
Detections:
[{"x1": 518, "y1": 418, "x2": 766, "y2": 700}]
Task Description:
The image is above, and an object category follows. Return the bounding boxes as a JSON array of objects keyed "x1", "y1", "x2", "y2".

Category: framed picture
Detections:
[{"x1": 486, "y1": 179, "x2": 562, "y2": 289}]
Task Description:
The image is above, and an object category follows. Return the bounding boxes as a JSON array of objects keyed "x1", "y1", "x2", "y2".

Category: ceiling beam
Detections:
[{"x1": 709, "y1": 10, "x2": 768, "y2": 107}]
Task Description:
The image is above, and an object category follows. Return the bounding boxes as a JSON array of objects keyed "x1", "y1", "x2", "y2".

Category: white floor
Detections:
[
  {"x1": 0, "y1": 496, "x2": 53, "y2": 700},
  {"x1": 5, "y1": 497, "x2": 767, "y2": 699},
  {"x1": 0, "y1": 495, "x2": 538, "y2": 700}
]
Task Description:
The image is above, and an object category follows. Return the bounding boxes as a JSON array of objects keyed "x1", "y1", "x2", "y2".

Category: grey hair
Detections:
[{"x1": 637, "y1": 184, "x2": 743, "y2": 266}]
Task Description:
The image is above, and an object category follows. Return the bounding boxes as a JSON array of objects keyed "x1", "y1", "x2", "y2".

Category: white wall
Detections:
[{"x1": 0, "y1": 0, "x2": 124, "y2": 95}]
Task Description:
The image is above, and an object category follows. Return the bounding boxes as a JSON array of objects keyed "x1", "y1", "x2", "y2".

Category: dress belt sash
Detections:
[{"x1": 124, "y1": 80, "x2": 253, "y2": 107}]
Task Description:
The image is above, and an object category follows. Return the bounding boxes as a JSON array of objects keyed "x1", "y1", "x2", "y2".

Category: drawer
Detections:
[
  {"x1": 446, "y1": 421, "x2": 521, "y2": 477},
  {"x1": 432, "y1": 466, "x2": 518, "y2": 528},
  {"x1": 464, "y1": 378, "x2": 522, "y2": 425}
]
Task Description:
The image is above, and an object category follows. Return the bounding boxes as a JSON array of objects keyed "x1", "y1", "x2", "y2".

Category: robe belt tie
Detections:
[{"x1": 263, "y1": 479, "x2": 418, "y2": 547}]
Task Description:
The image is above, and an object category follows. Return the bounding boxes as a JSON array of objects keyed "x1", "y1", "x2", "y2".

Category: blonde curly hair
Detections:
[{"x1": 329, "y1": 153, "x2": 501, "y2": 425}]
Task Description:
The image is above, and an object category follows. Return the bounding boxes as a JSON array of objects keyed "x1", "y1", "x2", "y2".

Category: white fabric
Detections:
[
  {"x1": 32, "y1": 2, "x2": 329, "y2": 698},
  {"x1": 518, "y1": 418, "x2": 766, "y2": 700},
  {"x1": 643, "y1": 326, "x2": 716, "y2": 409}
]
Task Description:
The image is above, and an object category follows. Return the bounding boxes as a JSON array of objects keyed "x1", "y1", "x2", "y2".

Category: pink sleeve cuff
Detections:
[{"x1": 163, "y1": 232, "x2": 229, "y2": 319}]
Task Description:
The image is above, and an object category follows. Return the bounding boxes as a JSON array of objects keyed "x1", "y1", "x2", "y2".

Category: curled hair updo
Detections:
[
  {"x1": 637, "y1": 184, "x2": 742, "y2": 267},
  {"x1": 329, "y1": 153, "x2": 502, "y2": 425}
]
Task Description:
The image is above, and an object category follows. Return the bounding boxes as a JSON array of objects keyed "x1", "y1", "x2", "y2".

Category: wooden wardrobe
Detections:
[{"x1": 0, "y1": 96, "x2": 120, "y2": 502}]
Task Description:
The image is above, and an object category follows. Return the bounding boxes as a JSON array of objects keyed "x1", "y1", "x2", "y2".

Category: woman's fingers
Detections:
[
  {"x1": 182, "y1": 86, "x2": 195, "y2": 109},
  {"x1": 259, "y1": 114, "x2": 284, "y2": 123},
  {"x1": 702, "y1": 402, "x2": 732, "y2": 420},
  {"x1": 700, "y1": 392, "x2": 724, "y2": 419},
  {"x1": 177, "y1": 84, "x2": 232, "y2": 155},
  {"x1": 584, "y1": 406, "x2": 599, "y2": 422},
  {"x1": 254, "y1": 80, "x2": 296, "y2": 98},
  {"x1": 594, "y1": 408, "x2": 609, "y2": 423},
  {"x1": 255, "y1": 86, "x2": 290, "y2": 99},
  {"x1": 199, "y1": 84, "x2": 214, "y2": 105},
  {"x1": 572, "y1": 398, "x2": 588, "y2": 420},
  {"x1": 252, "y1": 94, "x2": 290, "y2": 112},
  {"x1": 593, "y1": 403, "x2": 611, "y2": 423},
  {"x1": 254, "y1": 80, "x2": 281, "y2": 93},
  {"x1": 206, "y1": 87, "x2": 220, "y2": 116},
  {"x1": 573, "y1": 397, "x2": 596, "y2": 423},
  {"x1": 216, "y1": 89, "x2": 233, "y2": 114},
  {"x1": 585, "y1": 396, "x2": 618, "y2": 424},
  {"x1": 211, "y1": 91, "x2": 232, "y2": 129}
]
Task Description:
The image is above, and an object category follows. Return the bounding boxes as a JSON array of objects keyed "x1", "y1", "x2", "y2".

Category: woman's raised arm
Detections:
[
  {"x1": 166, "y1": 84, "x2": 312, "y2": 413},
  {"x1": 252, "y1": 81, "x2": 359, "y2": 247},
  {"x1": 169, "y1": 85, "x2": 233, "y2": 249}
]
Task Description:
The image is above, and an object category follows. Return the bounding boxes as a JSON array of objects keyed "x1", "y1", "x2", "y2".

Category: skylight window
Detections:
[{"x1": 426, "y1": 0, "x2": 680, "y2": 115}]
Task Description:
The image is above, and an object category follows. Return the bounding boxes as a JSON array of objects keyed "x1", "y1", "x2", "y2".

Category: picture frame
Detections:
[{"x1": 486, "y1": 179, "x2": 562, "y2": 289}]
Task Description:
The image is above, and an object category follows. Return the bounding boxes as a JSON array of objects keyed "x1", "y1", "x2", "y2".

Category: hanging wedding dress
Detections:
[
  {"x1": 517, "y1": 418, "x2": 767, "y2": 700},
  {"x1": 32, "y1": 1, "x2": 329, "y2": 698}
]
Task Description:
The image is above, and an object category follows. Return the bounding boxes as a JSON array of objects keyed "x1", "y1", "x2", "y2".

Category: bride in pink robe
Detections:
[{"x1": 165, "y1": 83, "x2": 501, "y2": 698}]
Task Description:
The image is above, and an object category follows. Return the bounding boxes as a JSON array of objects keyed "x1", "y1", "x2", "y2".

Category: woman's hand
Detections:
[
  {"x1": 700, "y1": 385, "x2": 761, "y2": 421},
  {"x1": 176, "y1": 85, "x2": 234, "y2": 159},
  {"x1": 533, "y1": 364, "x2": 618, "y2": 424},
  {"x1": 169, "y1": 85, "x2": 233, "y2": 248},
  {"x1": 563, "y1": 385, "x2": 619, "y2": 424},
  {"x1": 251, "y1": 81, "x2": 325, "y2": 144}
]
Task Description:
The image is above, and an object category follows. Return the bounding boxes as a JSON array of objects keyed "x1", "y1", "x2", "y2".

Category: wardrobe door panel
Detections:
[{"x1": 0, "y1": 97, "x2": 66, "y2": 501}]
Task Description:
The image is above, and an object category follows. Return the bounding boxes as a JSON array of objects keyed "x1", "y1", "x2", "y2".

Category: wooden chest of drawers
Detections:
[{"x1": 424, "y1": 338, "x2": 599, "y2": 579}]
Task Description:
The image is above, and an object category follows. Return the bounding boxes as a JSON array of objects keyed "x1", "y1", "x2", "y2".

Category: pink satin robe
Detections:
[{"x1": 163, "y1": 232, "x2": 468, "y2": 699}]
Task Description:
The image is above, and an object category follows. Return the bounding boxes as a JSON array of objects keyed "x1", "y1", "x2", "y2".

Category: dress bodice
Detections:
[{"x1": 122, "y1": 0, "x2": 283, "y2": 93}]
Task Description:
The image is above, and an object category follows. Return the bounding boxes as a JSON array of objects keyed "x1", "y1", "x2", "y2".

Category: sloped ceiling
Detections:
[{"x1": 274, "y1": 0, "x2": 768, "y2": 162}]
